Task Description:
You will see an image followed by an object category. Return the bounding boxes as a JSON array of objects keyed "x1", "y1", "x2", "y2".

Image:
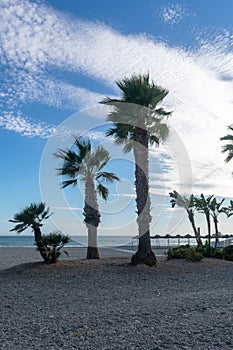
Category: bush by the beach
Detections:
[
  {"x1": 196, "y1": 241, "x2": 223, "y2": 259},
  {"x1": 167, "y1": 244, "x2": 203, "y2": 262},
  {"x1": 37, "y1": 231, "x2": 70, "y2": 263},
  {"x1": 222, "y1": 245, "x2": 233, "y2": 261}
]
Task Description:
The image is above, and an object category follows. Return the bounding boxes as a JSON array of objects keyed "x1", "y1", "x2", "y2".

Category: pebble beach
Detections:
[{"x1": 1, "y1": 247, "x2": 233, "y2": 349}]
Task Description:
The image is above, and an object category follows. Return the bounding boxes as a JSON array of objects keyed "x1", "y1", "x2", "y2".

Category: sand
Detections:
[{"x1": 1, "y1": 247, "x2": 233, "y2": 349}]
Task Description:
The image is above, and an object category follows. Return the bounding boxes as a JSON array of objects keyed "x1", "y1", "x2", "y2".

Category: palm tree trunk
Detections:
[
  {"x1": 205, "y1": 212, "x2": 211, "y2": 255},
  {"x1": 33, "y1": 225, "x2": 48, "y2": 262},
  {"x1": 187, "y1": 210, "x2": 203, "y2": 247},
  {"x1": 84, "y1": 177, "x2": 100, "y2": 259},
  {"x1": 213, "y1": 218, "x2": 219, "y2": 255},
  {"x1": 131, "y1": 126, "x2": 156, "y2": 266},
  {"x1": 86, "y1": 225, "x2": 100, "y2": 259}
]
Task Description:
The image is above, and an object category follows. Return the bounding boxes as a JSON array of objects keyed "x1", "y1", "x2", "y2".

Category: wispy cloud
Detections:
[
  {"x1": 0, "y1": 111, "x2": 56, "y2": 138},
  {"x1": 52, "y1": 206, "x2": 83, "y2": 211},
  {"x1": 160, "y1": 3, "x2": 189, "y2": 25},
  {"x1": 1, "y1": 0, "x2": 233, "y2": 196}
]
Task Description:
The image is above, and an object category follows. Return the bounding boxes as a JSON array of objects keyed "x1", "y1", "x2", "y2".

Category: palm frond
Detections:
[
  {"x1": 9, "y1": 202, "x2": 51, "y2": 233},
  {"x1": 151, "y1": 92, "x2": 169, "y2": 107},
  {"x1": 61, "y1": 179, "x2": 78, "y2": 189},
  {"x1": 154, "y1": 107, "x2": 172, "y2": 117},
  {"x1": 96, "y1": 172, "x2": 120, "y2": 183},
  {"x1": 101, "y1": 74, "x2": 170, "y2": 151},
  {"x1": 87, "y1": 145, "x2": 110, "y2": 172},
  {"x1": 221, "y1": 144, "x2": 233, "y2": 163},
  {"x1": 73, "y1": 137, "x2": 91, "y2": 159},
  {"x1": 97, "y1": 183, "x2": 109, "y2": 200}
]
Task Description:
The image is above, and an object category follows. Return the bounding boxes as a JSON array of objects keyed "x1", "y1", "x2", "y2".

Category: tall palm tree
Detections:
[
  {"x1": 9, "y1": 202, "x2": 52, "y2": 260},
  {"x1": 220, "y1": 125, "x2": 233, "y2": 163},
  {"x1": 169, "y1": 191, "x2": 203, "y2": 247},
  {"x1": 54, "y1": 136, "x2": 119, "y2": 259},
  {"x1": 101, "y1": 73, "x2": 171, "y2": 266}
]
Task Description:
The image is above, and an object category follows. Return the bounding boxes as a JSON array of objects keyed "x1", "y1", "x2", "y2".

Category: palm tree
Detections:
[
  {"x1": 169, "y1": 191, "x2": 203, "y2": 247},
  {"x1": 9, "y1": 202, "x2": 52, "y2": 260},
  {"x1": 39, "y1": 231, "x2": 70, "y2": 263},
  {"x1": 194, "y1": 194, "x2": 213, "y2": 251},
  {"x1": 100, "y1": 73, "x2": 171, "y2": 266},
  {"x1": 54, "y1": 136, "x2": 119, "y2": 259},
  {"x1": 209, "y1": 197, "x2": 227, "y2": 253},
  {"x1": 220, "y1": 125, "x2": 233, "y2": 163}
]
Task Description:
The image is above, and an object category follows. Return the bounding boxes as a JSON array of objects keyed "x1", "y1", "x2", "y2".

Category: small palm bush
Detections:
[
  {"x1": 37, "y1": 231, "x2": 70, "y2": 263},
  {"x1": 167, "y1": 245, "x2": 203, "y2": 262}
]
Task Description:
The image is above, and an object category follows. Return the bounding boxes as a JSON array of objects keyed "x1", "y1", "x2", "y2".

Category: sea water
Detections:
[
  {"x1": 0, "y1": 235, "x2": 197, "y2": 248},
  {"x1": 0, "y1": 235, "x2": 135, "y2": 248}
]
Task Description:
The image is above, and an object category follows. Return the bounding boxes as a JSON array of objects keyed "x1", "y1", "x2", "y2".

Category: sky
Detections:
[{"x1": 1, "y1": 0, "x2": 233, "y2": 238}]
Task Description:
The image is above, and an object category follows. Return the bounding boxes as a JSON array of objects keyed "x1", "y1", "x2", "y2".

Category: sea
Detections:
[
  {"x1": 0, "y1": 235, "x2": 136, "y2": 248},
  {"x1": 0, "y1": 235, "x2": 197, "y2": 248}
]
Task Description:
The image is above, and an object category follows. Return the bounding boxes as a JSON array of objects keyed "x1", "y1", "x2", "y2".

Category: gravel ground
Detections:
[{"x1": 1, "y1": 249, "x2": 233, "y2": 349}]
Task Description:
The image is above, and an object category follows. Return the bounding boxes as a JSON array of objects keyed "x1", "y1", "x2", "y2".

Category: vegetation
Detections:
[
  {"x1": 169, "y1": 191, "x2": 233, "y2": 257},
  {"x1": 169, "y1": 191, "x2": 203, "y2": 248},
  {"x1": 9, "y1": 202, "x2": 53, "y2": 261},
  {"x1": 167, "y1": 245, "x2": 203, "y2": 262},
  {"x1": 54, "y1": 136, "x2": 119, "y2": 259},
  {"x1": 222, "y1": 245, "x2": 233, "y2": 261},
  {"x1": 220, "y1": 125, "x2": 233, "y2": 163},
  {"x1": 38, "y1": 232, "x2": 70, "y2": 264},
  {"x1": 194, "y1": 194, "x2": 213, "y2": 252},
  {"x1": 101, "y1": 73, "x2": 172, "y2": 266},
  {"x1": 8, "y1": 75, "x2": 233, "y2": 268},
  {"x1": 208, "y1": 197, "x2": 227, "y2": 253}
]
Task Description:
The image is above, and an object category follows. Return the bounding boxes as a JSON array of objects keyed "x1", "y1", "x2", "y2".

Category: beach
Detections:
[{"x1": 1, "y1": 248, "x2": 233, "y2": 349}]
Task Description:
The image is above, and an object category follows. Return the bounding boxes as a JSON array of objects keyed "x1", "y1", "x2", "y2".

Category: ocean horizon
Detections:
[
  {"x1": 0, "y1": 235, "x2": 198, "y2": 248},
  {"x1": 0, "y1": 235, "x2": 136, "y2": 248}
]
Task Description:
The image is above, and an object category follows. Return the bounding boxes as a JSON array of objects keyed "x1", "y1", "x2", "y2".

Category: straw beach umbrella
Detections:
[
  {"x1": 175, "y1": 234, "x2": 182, "y2": 246},
  {"x1": 184, "y1": 234, "x2": 192, "y2": 245},
  {"x1": 165, "y1": 234, "x2": 172, "y2": 247}
]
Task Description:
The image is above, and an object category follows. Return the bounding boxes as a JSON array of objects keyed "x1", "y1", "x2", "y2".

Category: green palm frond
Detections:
[
  {"x1": 154, "y1": 107, "x2": 171, "y2": 117},
  {"x1": 9, "y1": 223, "x2": 29, "y2": 233},
  {"x1": 54, "y1": 137, "x2": 92, "y2": 185},
  {"x1": 96, "y1": 172, "x2": 120, "y2": 183},
  {"x1": 221, "y1": 144, "x2": 233, "y2": 163},
  {"x1": 88, "y1": 145, "x2": 110, "y2": 172},
  {"x1": 96, "y1": 183, "x2": 109, "y2": 200},
  {"x1": 9, "y1": 202, "x2": 52, "y2": 233},
  {"x1": 220, "y1": 125, "x2": 233, "y2": 163},
  {"x1": 55, "y1": 137, "x2": 119, "y2": 211},
  {"x1": 61, "y1": 179, "x2": 78, "y2": 188},
  {"x1": 73, "y1": 137, "x2": 91, "y2": 159},
  {"x1": 169, "y1": 190, "x2": 192, "y2": 210},
  {"x1": 100, "y1": 73, "x2": 171, "y2": 149},
  {"x1": 151, "y1": 92, "x2": 169, "y2": 108}
]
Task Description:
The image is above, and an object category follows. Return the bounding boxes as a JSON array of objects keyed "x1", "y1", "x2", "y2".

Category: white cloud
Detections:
[
  {"x1": 52, "y1": 206, "x2": 82, "y2": 211},
  {"x1": 0, "y1": 111, "x2": 56, "y2": 138},
  {"x1": 160, "y1": 3, "x2": 188, "y2": 25},
  {"x1": 1, "y1": 0, "x2": 233, "y2": 196}
]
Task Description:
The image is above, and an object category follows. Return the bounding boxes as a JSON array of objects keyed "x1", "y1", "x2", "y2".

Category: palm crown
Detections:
[
  {"x1": 55, "y1": 136, "x2": 119, "y2": 200},
  {"x1": 101, "y1": 73, "x2": 171, "y2": 152},
  {"x1": 9, "y1": 202, "x2": 52, "y2": 233},
  {"x1": 220, "y1": 125, "x2": 233, "y2": 163}
]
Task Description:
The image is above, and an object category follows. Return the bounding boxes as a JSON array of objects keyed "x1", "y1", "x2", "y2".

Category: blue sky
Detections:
[{"x1": 1, "y1": 0, "x2": 233, "y2": 237}]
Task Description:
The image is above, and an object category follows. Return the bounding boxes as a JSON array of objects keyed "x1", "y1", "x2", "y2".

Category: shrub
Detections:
[
  {"x1": 36, "y1": 231, "x2": 70, "y2": 263},
  {"x1": 222, "y1": 245, "x2": 233, "y2": 261},
  {"x1": 196, "y1": 241, "x2": 223, "y2": 259},
  {"x1": 167, "y1": 244, "x2": 203, "y2": 262}
]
